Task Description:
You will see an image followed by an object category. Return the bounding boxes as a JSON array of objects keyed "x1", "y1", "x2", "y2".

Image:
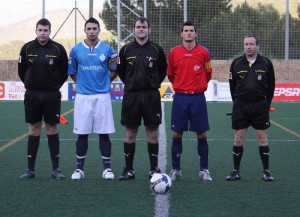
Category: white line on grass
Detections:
[
  {"x1": 0, "y1": 109, "x2": 73, "y2": 152},
  {"x1": 154, "y1": 102, "x2": 170, "y2": 217},
  {"x1": 270, "y1": 120, "x2": 300, "y2": 138},
  {"x1": 158, "y1": 102, "x2": 168, "y2": 173}
]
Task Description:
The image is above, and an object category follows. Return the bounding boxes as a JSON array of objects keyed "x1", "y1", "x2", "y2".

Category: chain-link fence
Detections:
[{"x1": 0, "y1": 0, "x2": 299, "y2": 82}]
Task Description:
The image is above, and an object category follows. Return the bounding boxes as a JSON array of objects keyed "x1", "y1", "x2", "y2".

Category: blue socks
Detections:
[
  {"x1": 197, "y1": 138, "x2": 209, "y2": 170},
  {"x1": 171, "y1": 138, "x2": 182, "y2": 170},
  {"x1": 99, "y1": 134, "x2": 112, "y2": 169}
]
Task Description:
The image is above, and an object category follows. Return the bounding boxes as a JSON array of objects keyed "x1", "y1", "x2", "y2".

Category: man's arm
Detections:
[
  {"x1": 70, "y1": 75, "x2": 77, "y2": 82},
  {"x1": 167, "y1": 51, "x2": 175, "y2": 84},
  {"x1": 266, "y1": 59, "x2": 275, "y2": 105},
  {"x1": 108, "y1": 51, "x2": 118, "y2": 82},
  {"x1": 158, "y1": 47, "x2": 167, "y2": 83},
  {"x1": 18, "y1": 45, "x2": 27, "y2": 83},
  {"x1": 204, "y1": 48, "x2": 212, "y2": 83},
  {"x1": 229, "y1": 60, "x2": 236, "y2": 101},
  {"x1": 67, "y1": 47, "x2": 77, "y2": 82},
  {"x1": 110, "y1": 71, "x2": 117, "y2": 82},
  {"x1": 58, "y1": 44, "x2": 69, "y2": 86},
  {"x1": 117, "y1": 47, "x2": 126, "y2": 83}
]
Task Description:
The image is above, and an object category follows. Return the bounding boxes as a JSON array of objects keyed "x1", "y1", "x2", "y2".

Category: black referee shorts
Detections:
[
  {"x1": 24, "y1": 90, "x2": 61, "y2": 124},
  {"x1": 232, "y1": 98, "x2": 270, "y2": 130},
  {"x1": 121, "y1": 90, "x2": 162, "y2": 128}
]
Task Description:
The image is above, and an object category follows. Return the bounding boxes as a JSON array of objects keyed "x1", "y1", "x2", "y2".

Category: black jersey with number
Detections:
[
  {"x1": 117, "y1": 39, "x2": 167, "y2": 91},
  {"x1": 229, "y1": 54, "x2": 275, "y2": 104},
  {"x1": 18, "y1": 38, "x2": 68, "y2": 90}
]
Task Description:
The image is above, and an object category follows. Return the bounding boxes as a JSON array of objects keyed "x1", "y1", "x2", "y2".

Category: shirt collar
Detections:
[
  {"x1": 133, "y1": 39, "x2": 151, "y2": 47},
  {"x1": 242, "y1": 53, "x2": 262, "y2": 63},
  {"x1": 34, "y1": 38, "x2": 52, "y2": 47}
]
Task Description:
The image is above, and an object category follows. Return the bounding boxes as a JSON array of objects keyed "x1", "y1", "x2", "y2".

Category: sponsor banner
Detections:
[
  {"x1": 0, "y1": 83, "x2": 4, "y2": 99},
  {"x1": 217, "y1": 82, "x2": 232, "y2": 101},
  {"x1": 215, "y1": 82, "x2": 300, "y2": 102},
  {"x1": 3, "y1": 81, "x2": 299, "y2": 102},
  {"x1": 159, "y1": 81, "x2": 218, "y2": 101},
  {"x1": 0, "y1": 81, "x2": 68, "y2": 101},
  {"x1": 0, "y1": 81, "x2": 26, "y2": 100},
  {"x1": 206, "y1": 80, "x2": 218, "y2": 101},
  {"x1": 273, "y1": 83, "x2": 300, "y2": 101},
  {"x1": 0, "y1": 81, "x2": 217, "y2": 102},
  {"x1": 160, "y1": 83, "x2": 175, "y2": 101},
  {"x1": 110, "y1": 82, "x2": 124, "y2": 101},
  {"x1": 68, "y1": 83, "x2": 76, "y2": 101},
  {"x1": 69, "y1": 82, "x2": 125, "y2": 101},
  {"x1": 69, "y1": 82, "x2": 173, "y2": 101}
]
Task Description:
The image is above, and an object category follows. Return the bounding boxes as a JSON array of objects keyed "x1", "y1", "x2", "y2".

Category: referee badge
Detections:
[
  {"x1": 257, "y1": 73, "x2": 262, "y2": 80},
  {"x1": 148, "y1": 57, "x2": 154, "y2": 68},
  {"x1": 149, "y1": 61, "x2": 153, "y2": 68}
]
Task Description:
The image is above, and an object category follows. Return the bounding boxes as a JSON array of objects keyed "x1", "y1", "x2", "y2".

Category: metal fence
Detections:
[
  {"x1": 0, "y1": 0, "x2": 299, "y2": 82},
  {"x1": 107, "y1": 0, "x2": 299, "y2": 58}
]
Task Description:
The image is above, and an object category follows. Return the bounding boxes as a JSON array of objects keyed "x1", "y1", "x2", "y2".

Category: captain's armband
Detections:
[{"x1": 109, "y1": 53, "x2": 119, "y2": 67}]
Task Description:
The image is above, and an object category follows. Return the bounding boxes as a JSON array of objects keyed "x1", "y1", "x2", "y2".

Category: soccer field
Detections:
[{"x1": 0, "y1": 101, "x2": 299, "y2": 217}]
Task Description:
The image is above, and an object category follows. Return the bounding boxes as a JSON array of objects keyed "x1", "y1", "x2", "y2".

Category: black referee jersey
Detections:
[
  {"x1": 117, "y1": 39, "x2": 167, "y2": 91},
  {"x1": 18, "y1": 38, "x2": 68, "y2": 90},
  {"x1": 229, "y1": 54, "x2": 275, "y2": 104}
]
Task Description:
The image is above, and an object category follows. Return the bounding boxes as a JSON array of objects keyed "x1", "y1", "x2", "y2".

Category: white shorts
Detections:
[{"x1": 73, "y1": 93, "x2": 115, "y2": 134}]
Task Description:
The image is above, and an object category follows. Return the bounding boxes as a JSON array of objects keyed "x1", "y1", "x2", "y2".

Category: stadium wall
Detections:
[{"x1": 1, "y1": 60, "x2": 300, "y2": 82}]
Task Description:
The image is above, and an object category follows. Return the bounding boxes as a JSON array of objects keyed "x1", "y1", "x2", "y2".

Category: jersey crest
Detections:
[{"x1": 99, "y1": 54, "x2": 106, "y2": 62}]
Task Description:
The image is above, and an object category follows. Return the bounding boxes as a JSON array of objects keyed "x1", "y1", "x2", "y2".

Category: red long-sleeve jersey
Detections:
[{"x1": 167, "y1": 44, "x2": 212, "y2": 93}]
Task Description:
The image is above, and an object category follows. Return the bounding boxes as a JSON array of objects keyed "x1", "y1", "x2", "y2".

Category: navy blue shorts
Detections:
[
  {"x1": 24, "y1": 90, "x2": 61, "y2": 124},
  {"x1": 171, "y1": 92, "x2": 210, "y2": 132},
  {"x1": 121, "y1": 90, "x2": 162, "y2": 128},
  {"x1": 232, "y1": 98, "x2": 270, "y2": 130}
]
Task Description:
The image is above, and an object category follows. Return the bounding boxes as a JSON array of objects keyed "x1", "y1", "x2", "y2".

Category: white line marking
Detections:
[
  {"x1": 0, "y1": 109, "x2": 73, "y2": 152},
  {"x1": 154, "y1": 102, "x2": 170, "y2": 217},
  {"x1": 270, "y1": 120, "x2": 300, "y2": 138},
  {"x1": 158, "y1": 102, "x2": 167, "y2": 173}
]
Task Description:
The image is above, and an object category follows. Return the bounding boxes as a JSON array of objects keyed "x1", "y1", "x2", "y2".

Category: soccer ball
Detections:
[{"x1": 150, "y1": 173, "x2": 172, "y2": 194}]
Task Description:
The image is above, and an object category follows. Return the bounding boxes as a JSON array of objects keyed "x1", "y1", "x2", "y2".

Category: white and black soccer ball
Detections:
[{"x1": 150, "y1": 173, "x2": 172, "y2": 194}]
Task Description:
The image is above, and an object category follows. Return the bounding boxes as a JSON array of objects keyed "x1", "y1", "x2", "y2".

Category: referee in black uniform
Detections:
[
  {"x1": 226, "y1": 35, "x2": 275, "y2": 181},
  {"x1": 117, "y1": 17, "x2": 167, "y2": 180},
  {"x1": 18, "y1": 18, "x2": 68, "y2": 180}
]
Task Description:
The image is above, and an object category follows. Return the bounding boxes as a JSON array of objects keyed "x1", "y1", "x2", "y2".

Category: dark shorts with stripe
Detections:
[
  {"x1": 24, "y1": 90, "x2": 61, "y2": 124},
  {"x1": 121, "y1": 90, "x2": 162, "y2": 128},
  {"x1": 171, "y1": 92, "x2": 210, "y2": 132},
  {"x1": 232, "y1": 98, "x2": 270, "y2": 130}
]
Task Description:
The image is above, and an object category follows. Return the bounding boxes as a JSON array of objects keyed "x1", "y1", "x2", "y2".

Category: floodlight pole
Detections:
[
  {"x1": 89, "y1": 0, "x2": 94, "y2": 18},
  {"x1": 284, "y1": 0, "x2": 289, "y2": 60},
  {"x1": 117, "y1": 0, "x2": 147, "y2": 52},
  {"x1": 52, "y1": 0, "x2": 86, "y2": 44},
  {"x1": 184, "y1": 0, "x2": 187, "y2": 21},
  {"x1": 42, "y1": 0, "x2": 45, "y2": 18},
  {"x1": 75, "y1": 0, "x2": 77, "y2": 43}
]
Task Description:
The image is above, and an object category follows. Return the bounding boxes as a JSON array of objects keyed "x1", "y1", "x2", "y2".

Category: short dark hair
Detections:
[
  {"x1": 36, "y1": 18, "x2": 51, "y2": 30},
  {"x1": 244, "y1": 35, "x2": 260, "y2": 45},
  {"x1": 182, "y1": 20, "x2": 197, "y2": 33},
  {"x1": 85, "y1": 17, "x2": 100, "y2": 28},
  {"x1": 133, "y1": 17, "x2": 150, "y2": 28}
]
